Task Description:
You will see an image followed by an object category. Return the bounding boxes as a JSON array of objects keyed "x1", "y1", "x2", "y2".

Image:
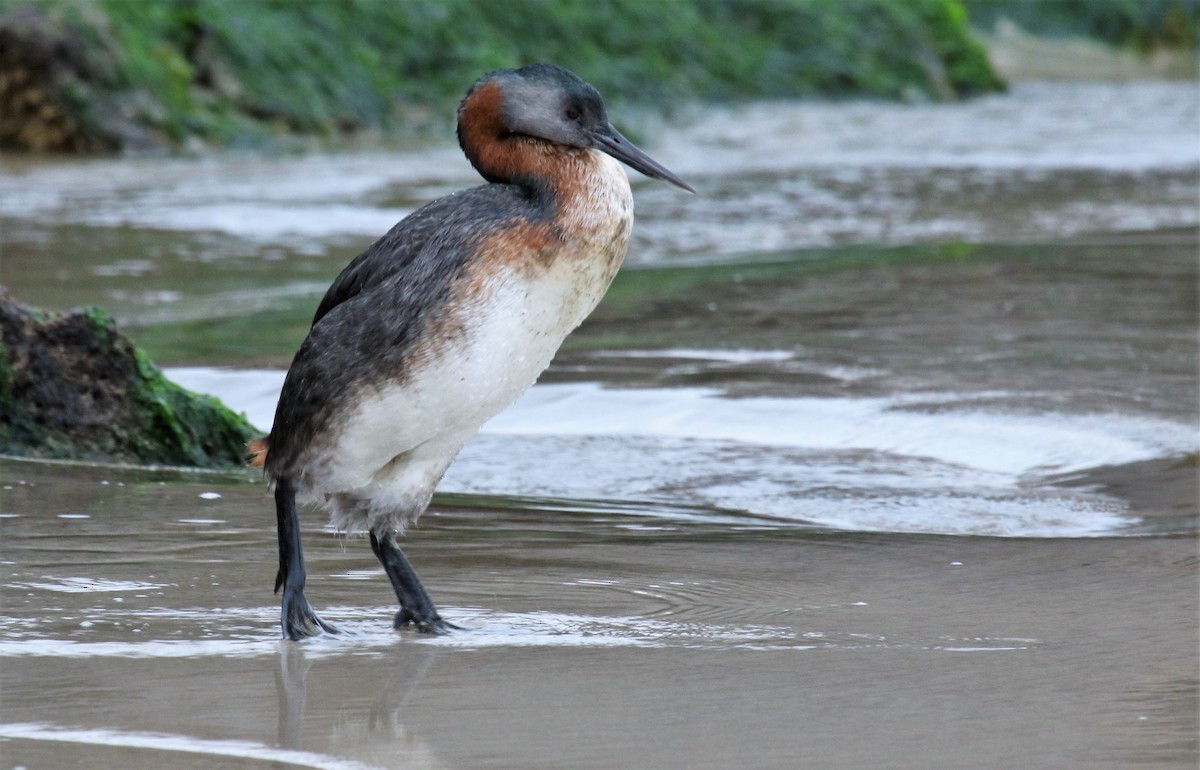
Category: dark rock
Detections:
[
  {"x1": 0, "y1": 5, "x2": 156, "y2": 152},
  {"x1": 0, "y1": 289, "x2": 256, "y2": 468}
]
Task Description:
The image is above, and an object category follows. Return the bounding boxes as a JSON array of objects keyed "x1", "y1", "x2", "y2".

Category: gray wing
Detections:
[{"x1": 310, "y1": 192, "x2": 468, "y2": 327}]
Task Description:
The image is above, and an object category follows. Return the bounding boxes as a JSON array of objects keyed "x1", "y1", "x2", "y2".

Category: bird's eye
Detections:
[{"x1": 565, "y1": 107, "x2": 581, "y2": 122}]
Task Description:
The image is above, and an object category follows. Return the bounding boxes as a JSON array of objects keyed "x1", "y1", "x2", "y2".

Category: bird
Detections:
[{"x1": 247, "y1": 63, "x2": 693, "y2": 640}]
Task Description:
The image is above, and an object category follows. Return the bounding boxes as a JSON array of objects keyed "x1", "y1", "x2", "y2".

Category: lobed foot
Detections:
[
  {"x1": 281, "y1": 586, "x2": 339, "y2": 640},
  {"x1": 394, "y1": 607, "x2": 461, "y2": 635}
]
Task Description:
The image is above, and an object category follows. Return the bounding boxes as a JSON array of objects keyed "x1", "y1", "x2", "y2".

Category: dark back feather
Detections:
[{"x1": 264, "y1": 182, "x2": 553, "y2": 480}]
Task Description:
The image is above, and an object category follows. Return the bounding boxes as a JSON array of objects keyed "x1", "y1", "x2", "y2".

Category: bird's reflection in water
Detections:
[
  {"x1": 275, "y1": 643, "x2": 443, "y2": 767},
  {"x1": 275, "y1": 642, "x2": 311, "y2": 749}
]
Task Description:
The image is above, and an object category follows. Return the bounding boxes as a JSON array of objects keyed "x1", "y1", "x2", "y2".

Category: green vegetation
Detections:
[
  {"x1": 964, "y1": 0, "x2": 1198, "y2": 51},
  {"x1": 0, "y1": 295, "x2": 258, "y2": 468},
  {"x1": 127, "y1": 297, "x2": 319, "y2": 369},
  {"x1": 0, "y1": 0, "x2": 1003, "y2": 152}
]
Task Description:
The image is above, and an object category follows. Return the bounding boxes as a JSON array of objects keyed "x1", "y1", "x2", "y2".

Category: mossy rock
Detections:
[{"x1": 0, "y1": 290, "x2": 257, "y2": 468}]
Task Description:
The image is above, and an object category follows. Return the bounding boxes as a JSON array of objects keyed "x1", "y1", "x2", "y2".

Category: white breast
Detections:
[{"x1": 312, "y1": 151, "x2": 634, "y2": 532}]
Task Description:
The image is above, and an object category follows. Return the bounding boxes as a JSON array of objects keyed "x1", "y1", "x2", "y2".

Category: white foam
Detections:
[
  {"x1": 1, "y1": 83, "x2": 1193, "y2": 256},
  {"x1": 0, "y1": 722, "x2": 381, "y2": 770},
  {"x1": 0, "y1": 606, "x2": 1038, "y2": 661},
  {"x1": 166, "y1": 367, "x2": 1196, "y2": 537},
  {"x1": 80, "y1": 201, "x2": 411, "y2": 242},
  {"x1": 0, "y1": 149, "x2": 472, "y2": 241},
  {"x1": 661, "y1": 81, "x2": 1200, "y2": 175},
  {"x1": 592, "y1": 348, "x2": 796, "y2": 363},
  {"x1": 481, "y1": 383, "x2": 1193, "y2": 477},
  {"x1": 0, "y1": 638, "x2": 274, "y2": 659},
  {"x1": 7, "y1": 577, "x2": 172, "y2": 594}
]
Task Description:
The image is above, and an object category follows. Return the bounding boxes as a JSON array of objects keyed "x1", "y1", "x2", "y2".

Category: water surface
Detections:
[
  {"x1": 1, "y1": 458, "x2": 1196, "y2": 769},
  {"x1": 1, "y1": 80, "x2": 1197, "y2": 768}
]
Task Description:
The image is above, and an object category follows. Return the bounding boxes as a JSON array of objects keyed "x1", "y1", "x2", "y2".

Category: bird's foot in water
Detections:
[
  {"x1": 281, "y1": 587, "x2": 338, "y2": 640},
  {"x1": 394, "y1": 607, "x2": 460, "y2": 634}
]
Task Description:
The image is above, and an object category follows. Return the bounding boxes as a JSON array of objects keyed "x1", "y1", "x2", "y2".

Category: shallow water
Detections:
[
  {"x1": 1, "y1": 80, "x2": 1198, "y2": 768},
  {"x1": 1, "y1": 459, "x2": 1197, "y2": 769},
  {"x1": 2, "y1": 81, "x2": 1197, "y2": 313}
]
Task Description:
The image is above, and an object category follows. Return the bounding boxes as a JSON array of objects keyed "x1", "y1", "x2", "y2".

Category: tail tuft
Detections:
[{"x1": 247, "y1": 437, "x2": 269, "y2": 469}]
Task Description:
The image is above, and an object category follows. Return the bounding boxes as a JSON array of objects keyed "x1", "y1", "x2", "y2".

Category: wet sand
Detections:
[{"x1": 1, "y1": 458, "x2": 1196, "y2": 769}]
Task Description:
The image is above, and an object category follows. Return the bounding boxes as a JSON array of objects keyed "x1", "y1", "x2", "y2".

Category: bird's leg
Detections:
[
  {"x1": 274, "y1": 479, "x2": 338, "y2": 640},
  {"x1": 369, "y1": 528, "x2": 458, "y2": 634}
]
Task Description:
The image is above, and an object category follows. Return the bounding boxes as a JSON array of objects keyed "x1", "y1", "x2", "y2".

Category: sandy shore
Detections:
[{"x1": 1, "y1": 458, "x2": 1196, "y2": 769}]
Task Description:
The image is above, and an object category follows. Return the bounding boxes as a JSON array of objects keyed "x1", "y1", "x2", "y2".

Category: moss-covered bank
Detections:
[
  {"x1": 965, "y1": 0, "x2": 1197, "y2": 51},
  {"x1": 0, "y1": 0, "x2": 1003, "y2": 152},
  {"x1": 0, "y1": 289, "x2": 257, "y2": 468}
]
